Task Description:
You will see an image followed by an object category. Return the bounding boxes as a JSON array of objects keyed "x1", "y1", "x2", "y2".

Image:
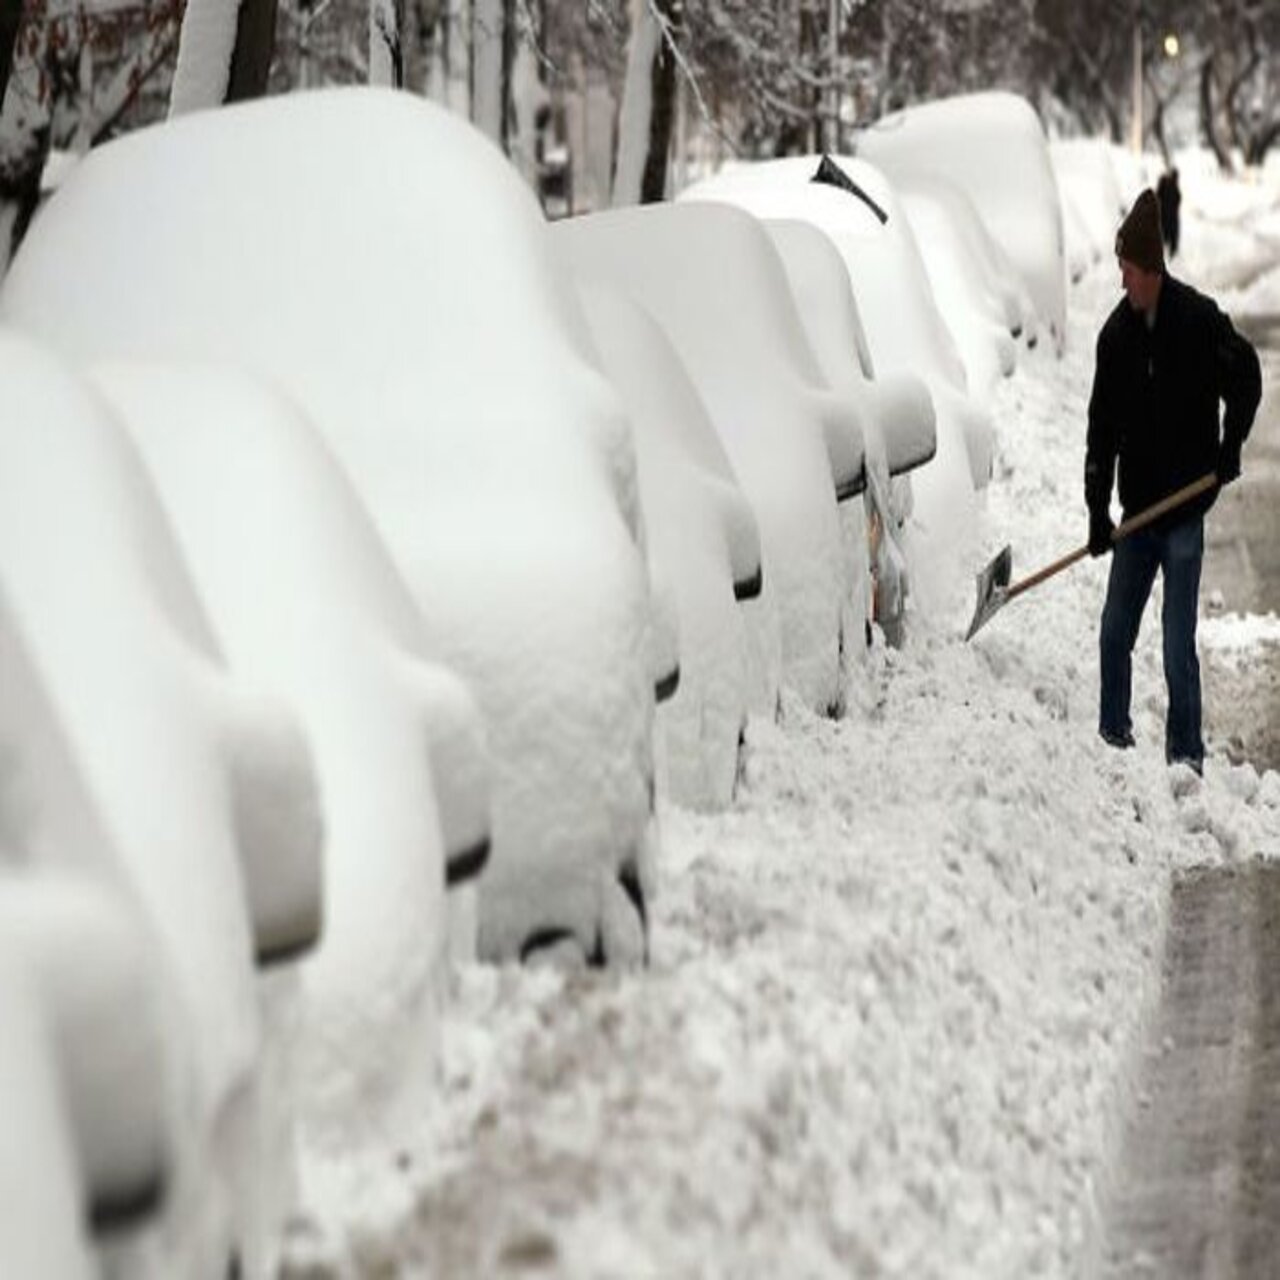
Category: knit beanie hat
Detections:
[{"x1": 1115, "y1": 189, "x2": 1164, "y2": 274}]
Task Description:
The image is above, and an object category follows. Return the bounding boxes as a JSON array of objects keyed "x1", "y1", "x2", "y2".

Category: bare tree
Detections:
[
  {"x1": 1, "y1": 1, "x2": 181, "y2": 269},
  {"x1": 1025, "y1": 0, "x2": 1130, "y2": 140},
  {"x1": 1204, "y1": 2, "x2": 1280, "y2": 166}
]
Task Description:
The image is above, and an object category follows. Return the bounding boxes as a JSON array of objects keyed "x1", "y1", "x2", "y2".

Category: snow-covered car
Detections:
[
  {"x1": 679, "y1": 159, "x2": 988, "y2": 609},
  {"x1": 572, "y1": 282, "x2": 763, "y2": 808},
  {"x1": 0, "y1": 332, "x2": 323, "y2": 1279},
  {"x1": 854, "y1": 91, "x2": 1067, "y2": 354},
  {"x1": 87, "y1": 360, "x2": 491, "y2": 1224},
  {"x1": 894, "y1": 177, "x2": 1019, "y2": 397},
  {"x1": 0, "y1": 940, "x2": 97, "y2": 1280},
  {"x1": 1049, "y1": 137, "x2": 1127, "y2": 267},
  {"x1": 553, "y1": 199, "x2": 869, "y2": 717},
  {"x1": 760, "y1": 216, "x2": 936, "y2": 641},
  {"x1": 0, "y1": 87, "x2": 659, "y2": 966},
  {"x1": 1058, "y1": 187, "x2": 1096, "y2": 285},
  {"x1": 0, "y1": 872, "x2": 169, "y2": 1233},
  {"x1": 0, "y1": 596, "x2": 174, "y2": 1271}
]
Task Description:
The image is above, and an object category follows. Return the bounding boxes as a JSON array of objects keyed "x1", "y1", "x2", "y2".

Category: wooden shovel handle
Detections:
[{"x1": 1005, "y1": 472, "x2": 1219, "y2": 603}]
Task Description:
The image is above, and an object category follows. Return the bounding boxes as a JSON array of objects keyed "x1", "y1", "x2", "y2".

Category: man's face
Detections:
[{"x1": 1119, "y1": 257, "x2": 1161, "y2": 312}]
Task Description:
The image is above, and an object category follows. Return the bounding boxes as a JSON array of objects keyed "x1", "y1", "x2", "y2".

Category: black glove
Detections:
[
  {"x1": 1088, "y1": 507, "x2": 1114, "y2": 557},
  {"x1": 1218, "y1": 440, "x2": 1242, "y2": 486}
]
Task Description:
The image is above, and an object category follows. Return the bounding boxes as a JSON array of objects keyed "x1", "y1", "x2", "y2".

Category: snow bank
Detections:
[
  {"x1": 0, "y1": 87, "x2": 658, "y2": 967},
  {"x1": 1200, "y1": 612, "x2": 1280, "y2": 662}
]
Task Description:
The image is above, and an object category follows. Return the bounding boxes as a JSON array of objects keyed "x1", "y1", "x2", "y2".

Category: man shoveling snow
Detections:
[{"x1": 1085, "y1": 188, "x2": 1262, "y2": 772}]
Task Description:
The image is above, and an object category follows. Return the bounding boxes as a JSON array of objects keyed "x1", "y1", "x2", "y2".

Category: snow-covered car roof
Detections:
[
  {"x1": 573, "y1": 283, "x2": 762, "y2": 809},
  {"x1": 681, "y1": 154, "x2": 967, "y2": 392},
  {"x1": 0, "y1": 87, "x2": 659, "y2": 966},
  {"x1": 854, "y1": 91, "x2": 1067, "y2": 354},
  {"x1": 552, "y1": 200, "x2": 857, "y2": 716},
  {"x1": 0, "y1": 332, "x2": 322, "y2": 1276},
  {"x1": 88, "y1": 360, "x2": 491, "y2": 1223}
]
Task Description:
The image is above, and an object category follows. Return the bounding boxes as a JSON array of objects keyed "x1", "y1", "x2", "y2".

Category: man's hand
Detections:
[
  {"x1": 1088, "y1": 508, "x2": 1114, "y2": 557},
  {"x1": 1218, "y1": 440, "x2": 1242, "y2": 486}
]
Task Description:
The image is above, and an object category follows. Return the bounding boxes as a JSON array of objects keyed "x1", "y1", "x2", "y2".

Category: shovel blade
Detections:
[{"x1": 965, "y1": 545, "x2": 1013, "y2": 641}]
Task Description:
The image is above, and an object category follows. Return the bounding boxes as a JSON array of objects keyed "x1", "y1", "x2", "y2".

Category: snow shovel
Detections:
[{"x1": 964, "y1": 472, "x2": 1219, "y2": 642}]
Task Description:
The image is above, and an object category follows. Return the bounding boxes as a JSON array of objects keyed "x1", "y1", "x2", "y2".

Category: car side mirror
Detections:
[
  {"x1": 224, "y1": 694, "x2": 325, "y2": 966},
  {"x1": 872, "y1": 374, "x2": 938, "y2": 476}
]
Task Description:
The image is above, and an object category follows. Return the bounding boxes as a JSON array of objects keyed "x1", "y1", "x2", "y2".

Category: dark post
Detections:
[{"x1": 226, "y1": 0, "x2": 279, "y2": 102}]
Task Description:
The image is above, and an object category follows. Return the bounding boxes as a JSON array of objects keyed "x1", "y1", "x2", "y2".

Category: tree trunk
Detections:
[
  {"x1": 226, "y1": 0, "x2": 278, "y2": 101},
  {"x1": 472, "y1": 0, "x2": 513, "y2": 148},
  {"x1": 171, "y1": 0, "x2": 278, "y2": 114},
  {"x1": 371, "y1": 0, "x2": 406, "y2": 87},
  {"x1": 1244, "y1": 121, "x2": 1279, "y2": 168},
  {"x1": 1198, "y1": 55, "x2": 1232, "y2": 172},
  {"x1": 640, "y1": 0, "x2": 679, "y2": 202},
  {"x1": 613, "y1": 0, "x2": 680, "y2": 206},
  {"x1": 0, "y1": 0, "x2": 21, "y2": 110}
]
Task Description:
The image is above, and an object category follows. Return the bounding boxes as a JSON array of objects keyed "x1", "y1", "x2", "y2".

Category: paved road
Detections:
[{"x1": 1202, "y1": 312, "x2": 1280, "y2": 771}]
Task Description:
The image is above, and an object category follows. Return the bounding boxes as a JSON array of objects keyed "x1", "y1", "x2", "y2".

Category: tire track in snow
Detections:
[{"x1": 1095, "y1": 860, "x2": 1280, "y2": 1278}]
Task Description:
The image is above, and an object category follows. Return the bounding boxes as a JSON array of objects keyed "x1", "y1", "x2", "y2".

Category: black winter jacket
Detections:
[{"x1": 1085, "y1": 274, "x2": 1261, "y2": 525}]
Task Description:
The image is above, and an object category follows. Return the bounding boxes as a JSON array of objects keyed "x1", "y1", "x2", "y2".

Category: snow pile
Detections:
[
  {"x1": 1200, "y1": 612, "x2": 1280, "y2": 663},
  {"x1": 306, "y1": 171, "x2": 1280, "y2": 1277}
]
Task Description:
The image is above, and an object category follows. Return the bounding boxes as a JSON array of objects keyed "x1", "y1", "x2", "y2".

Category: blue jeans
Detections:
[{"x1": 1099, "y1": 516, "x2": 1204, "y2": 765}]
